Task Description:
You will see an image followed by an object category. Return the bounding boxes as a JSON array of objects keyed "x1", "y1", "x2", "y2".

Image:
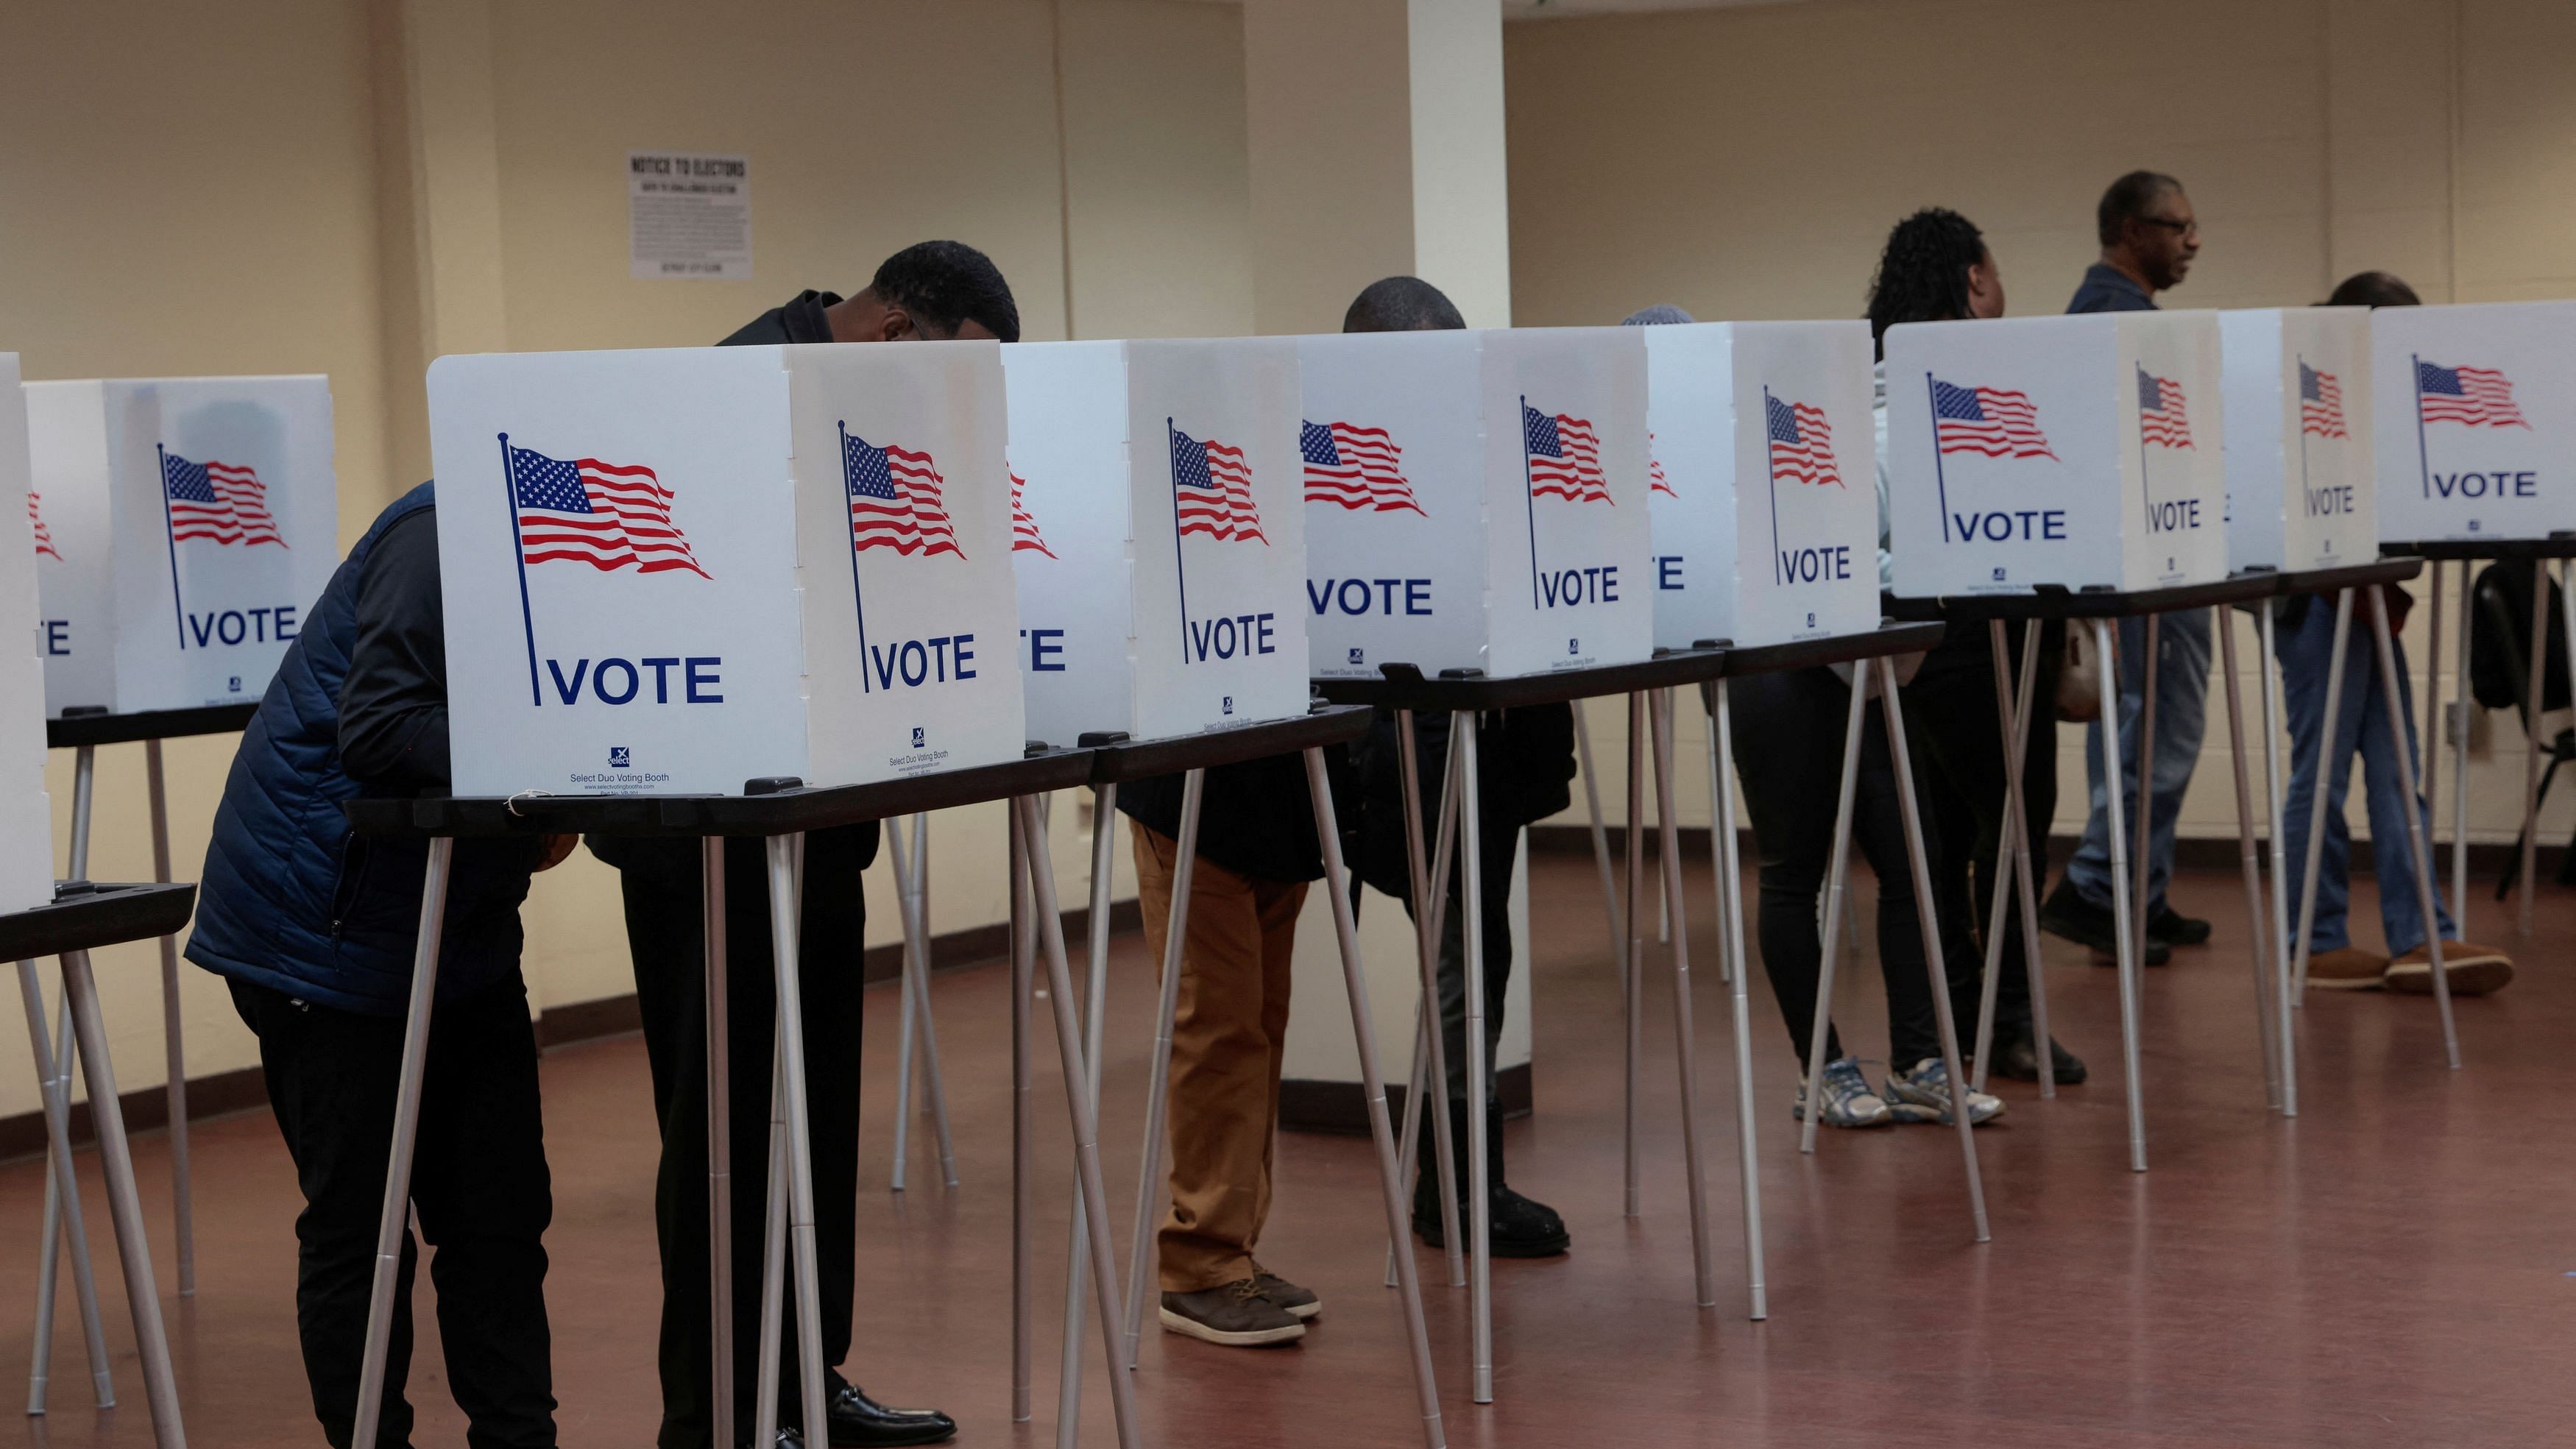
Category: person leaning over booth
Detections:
[
  {"x1": 588, "y1": 241, "x2": 1018, "y2": 1449},
  {"x1": 2273, "y1": 270, "x2": 2513, "y2": 996},
  {"x1": 2042, "y1": 169, "x2": 2220, "y2": 968},
  {"x1": 1345, "y1": 276, "x2": 1577, "y2": 1258},
  {"x1": 187, "y1": 480, "x2": 573, "y2": 1448}
]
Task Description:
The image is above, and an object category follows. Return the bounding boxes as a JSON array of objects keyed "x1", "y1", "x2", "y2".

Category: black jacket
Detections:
[
  {"x1": 587, "y1": 290, "x2": 880, "y2": 879},
  {"x1": 1350, "y1": 704, "x2": 1575, "y2": 901},
  {"x1": 1117, "y1": 746, "x2": 1357, "y2": 885}
]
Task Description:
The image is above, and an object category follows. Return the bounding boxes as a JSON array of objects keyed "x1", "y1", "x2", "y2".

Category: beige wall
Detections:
[
  {"x1": 0, "y1": 0, "x2": 1257, "y2": 1117},
  {"x1": 1507, "y1": 0, "x2": 2576, "y2": 873}
]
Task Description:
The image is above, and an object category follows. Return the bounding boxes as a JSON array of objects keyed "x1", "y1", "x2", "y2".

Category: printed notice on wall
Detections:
[{"x1": 629, "y1": 152, "x2": 751, "y2": 280}]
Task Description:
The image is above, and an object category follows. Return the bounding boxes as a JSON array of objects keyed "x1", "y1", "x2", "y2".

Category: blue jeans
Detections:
[
  {"x1": 2064, "y1": 610, "x2": 2211, "y2": 919},
  {"x1": 2274, "y1": 595, "x2": 2454, "y2": 955}
]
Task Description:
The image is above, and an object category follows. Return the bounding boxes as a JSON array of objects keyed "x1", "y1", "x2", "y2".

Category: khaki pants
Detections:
[{"x1": 1131, "y1": 824, "x2": 1307, "y2": 1294}]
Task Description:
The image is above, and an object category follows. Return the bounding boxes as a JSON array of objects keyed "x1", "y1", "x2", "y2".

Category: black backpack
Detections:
[{"x1": 2468, "y1": 560, "x2": 2570, "y2": 716}]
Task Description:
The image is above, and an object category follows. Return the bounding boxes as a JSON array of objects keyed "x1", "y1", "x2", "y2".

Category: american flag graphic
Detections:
[
  {"x1": 1766, "y1": 395, "x2": 1842, "y2": 488},
  {"x1": 162, "y1": 452, "x2": 285, "y2": 547},
  {"x1": 1931, "y1": 378, "x2": 2056, "y2": 461},
  {"x1": 843, "y1": 428, "x2": 962, "y2": 559},
  {"x1": 1647, "y1": 433, "x2": 1675, "y2": 497},
  {"x1": 2137, "y1": 368, "x2": 2193, "y2": 449},
  {"x1": 1301, "y1": 419, "x2": 1423, "y2": 514},
  {"x1": 28, "y1": 493, "x2": 60, "y2": 561},
  {"x1": 2299, "y1": 361, "x2": 2347, "y2": 439},
  {"x1": 1171, "y1": 423, "x2": 1265, "y2": 543},
  {"x1": 2416, "y1": 360, "x2": 2529, "y2": 428},
  {"x1": 1524, "y1": 403, "x2": 1611, "y2": 503},
  {"x1": 507, "y1": 442, "x2": 709, "y2": 577},
  {"x1": 1009, "y1": 472, "x2": 1055, "y2": 557}
]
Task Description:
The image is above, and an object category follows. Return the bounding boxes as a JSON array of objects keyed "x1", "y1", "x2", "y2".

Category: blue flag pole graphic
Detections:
[
  {"x1": 1521, "y1": 397, "x2": 1541, "y2": 609},
  {"x1": 841, "y1": 421, "x2": 874, "y2": 694},
  {"x1": 1170, "y1": 418, "x2": 1190, "y2": 665},
  {"x1": 499, "y1": 433, "x2": 541, "y2": 706},
  {"x1": 156, "y1": 443, "x2": 187, "y2": 649}
]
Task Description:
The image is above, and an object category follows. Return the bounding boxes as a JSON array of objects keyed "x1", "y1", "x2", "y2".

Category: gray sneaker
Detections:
[
  {"x1": 1885, "y1": 1057, "x2": 2004, "y2": 1126},
  {"x1": 1159, "y1": 1278, "x2": 1307, "y2": 1347},
  {"x1": 1791, "y1": 1056, "x2": 1893, "y2": 1127}
]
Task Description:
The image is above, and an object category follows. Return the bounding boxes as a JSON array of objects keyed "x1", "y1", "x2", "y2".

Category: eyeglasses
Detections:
[{"x1": 2139, "y1": 216, "x2": 2201, "y2": 241}]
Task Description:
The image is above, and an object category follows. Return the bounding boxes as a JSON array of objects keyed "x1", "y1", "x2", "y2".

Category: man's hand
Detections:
[{"x1": 535, "y1": 834, "x2": 579, "y2": 873}]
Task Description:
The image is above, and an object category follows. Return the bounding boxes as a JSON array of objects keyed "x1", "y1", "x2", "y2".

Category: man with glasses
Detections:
[{"x1": 2042, "y1": 171, "x2": 2218, "y2": 968}]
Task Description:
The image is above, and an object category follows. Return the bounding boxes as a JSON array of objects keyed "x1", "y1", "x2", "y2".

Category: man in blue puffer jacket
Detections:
[{"x1": 188, "y1": 480, "x2": 571, "y2": 1448}]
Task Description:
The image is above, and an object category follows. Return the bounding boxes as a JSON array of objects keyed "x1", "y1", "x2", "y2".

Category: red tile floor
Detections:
[{"x1": 1, "y1": 854, "x2": 2566, "y2": 1447}]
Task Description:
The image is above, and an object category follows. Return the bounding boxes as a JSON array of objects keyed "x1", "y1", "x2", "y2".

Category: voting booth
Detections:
[
  {"x1": 2221, "y1": 308, "x2": 2374, "y2": 572},
  {"x1": 428, "y1": 342, "x2": 1025, "y2": 797},
  {"x1": 25, "y1": 375, "x2": 337, "y2": 716},
  {"x1": 1883, "y1": 311, "x2": 2225, "y2": 597},
  {"x1": 1, "y1": 355, "x2": 52, "y2": 914},
  {"x1": 1636, "y1": 321, "x2": 1878, "y2": 649},
  {"x1": 1300, "y1": 327, "x2": 1652, "y2": 679},
  {"x1": 1001, "y1": 338, "x2": 1308, "y2": 745},
  {"x1": 2370, "y1": 300, "x2": 2576, "y2": 545}
]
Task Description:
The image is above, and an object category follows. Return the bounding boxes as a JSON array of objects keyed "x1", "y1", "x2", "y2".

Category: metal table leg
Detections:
[
  {"x1": 1012, "y1": 796, "x2": 1144, "y2": 1449},
  {"x1": 1011, "y1": 804, "x2": 1035, "y2": 1422},
  {"x1": 702, "y1": 839, "x2": 735, "y2": 1439},
  {"x1": 2130, "y1": 615, "x2": 2162, "y2": 1024},
  {"x1": 17, "y1": 957, "x2": 115, "y2": 1416},
  {"x1": 32, "y1": 743, "x2": 114, "y2": 1414},
  {"x1": 2371, "y1": 588, "x2": 2462, "y2": 1069},
  {"x1": 888, "y1": 815, "x2": 960, "y2": 1193},
  {"x1": 745, "y1": 835, "x2": 831, "y2": 1442},
  {"x1": 1121, "y1": 771, "x2": 1204, "y2": 1367},
  {"x1": 2452, "y1": 564, "x2": 2473, "y2": 939},
  {"x1": 891, "y1": 818, "x2": 920, "y2": 1191},
  {"x1": 1970, "y1": 620, "x2": 2054, "y2": 1097},
  {"x1": 2291, "y1": 591, "x2": 2355, "y2": 998},
  {"x1": 2259, "y1": 603, "x2": 2298, "y2": 1113},
  {"x1": 2424, "y1": 564, "x2": 2447, "y2": 923},
  {"x1": 1621, "y1": 695, "x2": 1645, "y2": 1220},
  {"x1": 1874, "y1": 661, "x2": 1992, "y2": 1242},
  {"x1": 1708, "y1": 682, "x2": 1769, "y2": 1317},
  {"x1": 1648, "y1": 690, "x2": 1719, "y2": 1304},
  {"x1": 2522, "y1": 564, "x2": 2547, "y2": 935},
  {"x1": 1454, "y1": 710, "x2": 1496, "y2": 1401},
  {"x1": 1382, "y1": 712, "x2": 1463, "y2": 1290},
  {"x1": 1303, "y1": 747, "x2": 1448, "y2": 1449},
  {"x1": 142, "y1": 741, "x2": 194, "y2": 1298},
  {"x1": 57, "y1": 949, "x2": 187, "y2": 1448},
  {"x1": 1054, "y1": 785, "x2": 1118, "y2": 1448},
  {"x1": 2218, "y1": 609, "x2": 2283, "y2": 1110},
  {"x1": 2092, "y1": 620, "x2": 2148, "y2": 1172},
  {"x1": 350, "y1": 837, "x2": 454, "y2": 1449},
  {"x1": 1797, "y1": 672, "x2": 1869, "y2": 1156}
]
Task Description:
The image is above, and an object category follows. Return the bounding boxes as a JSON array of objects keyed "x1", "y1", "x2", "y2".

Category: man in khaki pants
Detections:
[{"x1": 1122, "y1": 762, "x2": 1327, "y2": 1346}]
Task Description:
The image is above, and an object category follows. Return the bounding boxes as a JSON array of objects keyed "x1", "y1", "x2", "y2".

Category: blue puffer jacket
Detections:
[{"x1": 185, "y1": 483, "x2": 542, "y2": 1016}]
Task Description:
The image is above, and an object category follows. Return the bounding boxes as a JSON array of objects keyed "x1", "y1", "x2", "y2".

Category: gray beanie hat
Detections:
[{"x1": 1621, "y1": 304, "x2": 1696, "y2": 326}]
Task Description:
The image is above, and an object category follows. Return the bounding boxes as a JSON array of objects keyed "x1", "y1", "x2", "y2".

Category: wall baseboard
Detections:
[
  {"x1": 0, "y1": 896, "x2": 1144, "y2": 1164},
  {"x1": 1279, "y1": 1063, "x2": 1533, "y2": 1137},
  {"x1": 1529, "y1": 822, "x2": 2567, "y2": 879}
]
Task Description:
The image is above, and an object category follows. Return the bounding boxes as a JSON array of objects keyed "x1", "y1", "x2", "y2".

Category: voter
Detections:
[
  {"x1": 589, "y1": 241, "x2": 1019, "y2": 1449},
  {"x1": 1342, "y1": 276, "x2": 1577, "y2": 1256},
  {"x1": 2276, "y1": 271, "x2": 2513, "y2": 996},
  {"x1": 187, "y1": 481, "x2": 573, "y2": 1447},
  {"x1": 2042, "y1": 171, "x2": 2218, "y2": 966}
]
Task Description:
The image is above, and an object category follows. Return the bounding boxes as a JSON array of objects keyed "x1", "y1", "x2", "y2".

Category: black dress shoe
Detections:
[
  {"x1": 826, "y1": 1385, "x2": 957, "y2": 1448},
  {"x1": 2043, "y1": 880, "x2": 2171, "y2": 965},
  {"x1": 1989, "y1": 1032, "x2": 2087, "y2": 1085},
  {"x1": 2148, "y1": 907, "x2": 2212, "y2": 947}
]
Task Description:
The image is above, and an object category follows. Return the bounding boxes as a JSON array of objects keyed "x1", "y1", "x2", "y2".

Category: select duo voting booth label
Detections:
[
  {"x1": 2221, "y1": 307, "x2": 2374, "y2": 573},
  {"x1": 1299, "y1": 326, "x2": 1652, "y2": 681},
  {"x1": 2370, "y1": 300, "x2": 2576, "y2": 545},
  {"x1": 1003, "y1": 338, "x2": 1309, "y2": 748},
  {"x1": 25, "y1": 375, "x2": 338, "y2": 716},
  {"x1": 428, "y1": 342, "x2": 1026, "y2": 798},
  {"x1": 1883, "y1": 311, "x2": 2226, "y2": 598},
  {"x1": 1, "y1": 355, "x2": 52, "y2": 915},
  {"x1": 1638, "y1": 320, "x2": 1878, "y2": 650}
]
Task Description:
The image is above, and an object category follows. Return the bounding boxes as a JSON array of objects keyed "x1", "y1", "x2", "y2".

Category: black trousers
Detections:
[
  {"x1": 230, "y1": 974, "x2": 555, "y2": 1449},
  {"x1": 1724, "y1": 667, "x2": 1957, "y2": 1069},
  {"x1": 1903, "y1": 620, "x2": 2062, "y2": 1044},
  {"x1": 614, "y1": 830, "x2": 868, "y2": 1449}
]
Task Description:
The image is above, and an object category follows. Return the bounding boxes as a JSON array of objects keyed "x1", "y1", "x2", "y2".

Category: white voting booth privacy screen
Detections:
[
  {"x1": 1638, "y1": 321, "x2": 1878, "y2": 650},
  {"x1": 2, "y1": 355, "x2": 54, "y2": 915},
  {"x1": 1002, "y1": 338, "x2": 1308, "y2": 746},
  {"x1": 2371, "y1": 300, "x2": 2576, "y2": 545},
  {"x1": 25, "y1": 375, "x2": 338, "y2": 716},
  {"x1": 2221, "y1": 308, "x2": 2374, "y2": 572},
  {"x1": 1885, "y1": 311, "x2": 2225, "y2": 597},
  {"x1": 429, "y1": 342, "x2": 1025, "y2": 798},
  {"x1": 1301, "y1": 327, "x2": 1652, "y2": 680}
]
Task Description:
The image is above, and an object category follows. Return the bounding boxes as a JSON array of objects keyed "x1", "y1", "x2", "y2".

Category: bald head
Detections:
[{"x1": 1342, "y1": 276, "x2": 1466, "y2": 333}]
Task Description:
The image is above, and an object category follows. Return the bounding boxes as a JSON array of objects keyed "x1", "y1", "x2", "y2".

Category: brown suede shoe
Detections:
[
  {"x1": 1159, "y1": 1279, "x2": 1306, "y2": 1347},
  {"x1": 2385, "y1": 940, "x2": 2514, "y2": 996},
  {"x1": 2307, "y1": 946, "x2": 2389, "y2": 990},
  {"x1": 1250, "y1": 1261, "x2": 1320, "y2": 1320}
]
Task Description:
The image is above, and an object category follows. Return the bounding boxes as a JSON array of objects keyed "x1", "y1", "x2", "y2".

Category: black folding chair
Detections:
[{"x1": 2470, "y1": 561, "x2": 2576, "y2": 894}]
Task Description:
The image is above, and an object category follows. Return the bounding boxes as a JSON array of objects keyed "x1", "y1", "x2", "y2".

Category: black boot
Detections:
[{"x1": 1411, "y1": 1099, "x2": 1570, "y2": 1258}]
